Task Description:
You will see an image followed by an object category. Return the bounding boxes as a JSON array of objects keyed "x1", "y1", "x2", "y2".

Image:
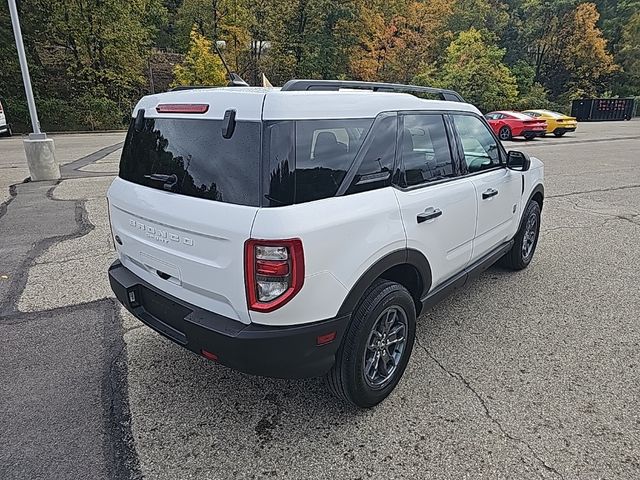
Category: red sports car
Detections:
[{"x1": 484, "y1": 111, "x2": 547, "y2": 141}]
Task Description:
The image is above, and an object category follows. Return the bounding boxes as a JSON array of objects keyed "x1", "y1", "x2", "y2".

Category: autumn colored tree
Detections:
[
  {"x1": 416, "y1": 28, "x2": 518, "y2": 112},
  {"x1": 349, "y1": 0, "x2": 452, "y2": 83},
  {"x1": 559, "y1": 3, "x2": 618, "y2": 97},
  {"x1": 173, "y1": 28, "x2": 228, "y2": 86}
]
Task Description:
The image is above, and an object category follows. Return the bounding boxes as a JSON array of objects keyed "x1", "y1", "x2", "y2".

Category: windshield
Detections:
[{"x1": 119, "y1": 118, "x2": 261, "y2": 206}]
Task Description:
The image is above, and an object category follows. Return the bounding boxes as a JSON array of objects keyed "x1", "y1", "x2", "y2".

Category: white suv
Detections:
[{"x1": 108, "y1": 80, "x2": 544, "y2": 407}]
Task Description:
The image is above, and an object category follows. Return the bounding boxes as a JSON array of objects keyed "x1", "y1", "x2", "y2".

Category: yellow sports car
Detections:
[{"x1": 521, "y1": 109, "x2": 578, "y2": 137}]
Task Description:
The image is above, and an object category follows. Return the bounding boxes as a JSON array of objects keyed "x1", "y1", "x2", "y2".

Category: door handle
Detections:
[
  {"x1": 482, "y1": 188, "x2": 499, "y2": 199},
  {"x1": 417, "y1": 208, "x2": 442, "y2": 224}
]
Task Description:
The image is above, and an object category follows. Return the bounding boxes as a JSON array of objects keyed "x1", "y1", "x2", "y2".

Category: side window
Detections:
[
  {"x1": 346, "y1": 114, "x2": 396, "y2": 195},
  {"x1": 452, "y1": 114, "x2": 501, "y2": 173},
  {"x1": 295, "y1": 119, "x2": 372, "y2": 203},
  {"x1": 401, "y1": 114, "x2": 456, "y2": 187}
]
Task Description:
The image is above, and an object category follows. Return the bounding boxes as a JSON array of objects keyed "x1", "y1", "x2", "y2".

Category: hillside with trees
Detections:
[{"x1": 0, "y1": 0, "x2": 637, "y2": 131}]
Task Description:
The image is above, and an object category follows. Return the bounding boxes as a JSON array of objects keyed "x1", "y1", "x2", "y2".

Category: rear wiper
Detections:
[{"x1": 144, "y1": 173, "x2": 178, "y2": 191}]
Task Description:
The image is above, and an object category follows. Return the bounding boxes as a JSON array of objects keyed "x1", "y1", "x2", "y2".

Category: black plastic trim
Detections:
[
  {"x1": 421, "y1": 240, "x2": 514, "y2": 310},
  {"x1": 109, "y1": 260, "x2": 350, "y2": 378},
  {"x1": 281, "y1": 80, "x2": 465, "y2": 103},
  {"x1": 337, "y1": 249, "x2": 432, "y2": 316},
  {"x1": 518, "y1": 184, "x2": 544, "y2": 232}
]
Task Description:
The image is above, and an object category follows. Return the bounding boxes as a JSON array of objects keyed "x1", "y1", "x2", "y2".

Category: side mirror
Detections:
[{"x1": 506, "y1": 150, "x2": 531, "y2": 172}]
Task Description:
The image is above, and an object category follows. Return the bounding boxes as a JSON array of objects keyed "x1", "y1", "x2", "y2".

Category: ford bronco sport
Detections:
[{"x1": 108, "y1": 80, "x2": 544, "y2": 407}]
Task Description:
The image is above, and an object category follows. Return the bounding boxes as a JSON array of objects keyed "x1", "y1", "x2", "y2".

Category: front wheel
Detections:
[
  {"x1": 326, "y1": 279, "x2": 416, "y2": 408},
  {"x1": 502, "y1": 200, "x2": 541, "y2": 270},
  {"x1": 498, "y1": 126, "x2": 512, "y2": 141}
]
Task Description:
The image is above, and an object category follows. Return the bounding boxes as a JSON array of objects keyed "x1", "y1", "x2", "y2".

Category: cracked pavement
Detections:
[{"x1": 1, "y1": 121, "x2": 639, "y2": 479}]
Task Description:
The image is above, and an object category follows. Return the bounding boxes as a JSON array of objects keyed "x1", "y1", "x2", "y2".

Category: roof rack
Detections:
[
  {"x1": 280, "y1": 80, "x2": 465, "y2": 103},
  {"x1": 169, "y1": 85, "x2": 219, "y2": 91}
]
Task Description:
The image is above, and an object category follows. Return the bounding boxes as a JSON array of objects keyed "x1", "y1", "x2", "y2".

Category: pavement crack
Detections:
[
  {"x1": 548, "y1": 184, "x2": 640, "y2": 199},
  {"x1": 0, "y1": 183, "x2": 18, "y2": 220},
  {"x1": 415, "y1": 337, "x2": 565, "y2": 480}
]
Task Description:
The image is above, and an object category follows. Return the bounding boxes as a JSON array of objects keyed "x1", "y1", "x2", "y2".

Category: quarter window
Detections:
[
  {"x1": 346, "y1": 114, "x2": 396, "y2": 195},
  {"x1": 401, "y1": 114, "x2": 456, "y2": 187},
  {"x1": 452, "y1": 114, "x2": 501, "y2": 173}
]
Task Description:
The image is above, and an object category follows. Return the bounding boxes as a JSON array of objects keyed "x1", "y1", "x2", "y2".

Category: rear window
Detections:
[
  {"x1": 119, "y1": 118, "x2": 261, "y2": 206},
  {"x1": 264, "y1": 119, "x2": 373, "y2": 205}
]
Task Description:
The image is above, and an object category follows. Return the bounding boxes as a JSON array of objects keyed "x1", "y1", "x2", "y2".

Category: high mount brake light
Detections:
[
  {"x1": 245, "y1": 239, "x2": 304, "y2": 312},
  {"x1": 155, "y1": 103, "x2": 209, "y2": 114}
]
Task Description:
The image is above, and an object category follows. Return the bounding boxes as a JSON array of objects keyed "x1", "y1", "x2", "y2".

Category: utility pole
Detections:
[{"x1": 7, "y1": 0, "x2": 60, "y2": 181}]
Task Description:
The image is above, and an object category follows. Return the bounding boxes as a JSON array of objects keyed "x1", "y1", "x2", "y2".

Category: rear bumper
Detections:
[
  {"x1": 521, "y1": 129, "x2": 545, "y2": 137},
  {"x1": 109, "y1": 260, "x2": 350, "y2": 378}
]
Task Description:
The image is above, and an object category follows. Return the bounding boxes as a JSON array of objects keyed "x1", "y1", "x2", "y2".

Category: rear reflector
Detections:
[
  {"x1": 316, "y1": 332, "x2": 337, "y2": 345},
  {"x1": 201, "y1": 349, "x2": 219, "y2": 361},
  {"x1": 156, "y1": 103, "x2": 209, "y2": 114}
]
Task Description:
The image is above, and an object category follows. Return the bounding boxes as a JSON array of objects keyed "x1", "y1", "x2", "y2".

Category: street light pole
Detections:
[{"x1": 7, "y1": 0, "x2": 60, "y2": 180}]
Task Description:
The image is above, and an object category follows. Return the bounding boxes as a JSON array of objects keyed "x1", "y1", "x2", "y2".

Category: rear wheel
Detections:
[
  {"x1": 498, "y1": 126, "x2": 512, "y2": 141},
  {"x1": 1, "y1": 125, "x2": 11, "y2": 137},
  {"x1": 326, "y1": 279, "x2": 416, "y2": 408},
  {"x1": 553, "y1": 129, "x2": 566, "y2": 137},
  {"x1": 502, "y1": 200, "x2": 541, "y2": 270}
]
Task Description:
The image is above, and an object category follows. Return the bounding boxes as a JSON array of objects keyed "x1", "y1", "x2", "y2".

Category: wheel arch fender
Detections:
[
  {"x1": 337, "y1": 249, "x2": 432, "y2": 317},
  {"x1": 518, "y1": 183, "x2": 544, "y2": 231}
]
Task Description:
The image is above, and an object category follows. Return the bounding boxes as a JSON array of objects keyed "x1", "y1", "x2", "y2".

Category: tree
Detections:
[
  {"x1": 173, "y1": 28, "x2": 228, "y2": 86},
  {"x1": 616, "y1": 12, "x2": 640, "y2": 96},
  {"x1": 349, "y1": 0, "x2": 452, "y2": 83},
  {"x1": 417, "y1": 28, "x2": 518, "y2": 112},
  {"x1": 560, "y1": 3, "x2": 618, "y2": 97}
]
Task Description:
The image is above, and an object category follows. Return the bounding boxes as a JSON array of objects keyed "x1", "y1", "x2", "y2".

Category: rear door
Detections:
[
  {"x1": 393, "y1": 113, "x2": 477, "y2": 289},
  {"x1": 450, "y1": 113, "x2": 522, "y2": 261},
  {"x1": 108, "y1": 95, "x2": 264, "y2": 324}
]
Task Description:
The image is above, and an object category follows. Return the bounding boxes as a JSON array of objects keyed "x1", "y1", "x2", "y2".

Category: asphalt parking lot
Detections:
[{"x1": 1, "y1": 121, "x2": 639, "y2": 480}]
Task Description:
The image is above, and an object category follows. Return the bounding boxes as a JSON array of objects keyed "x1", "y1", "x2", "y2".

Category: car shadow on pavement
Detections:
[{"x1": 121, "y1": 266, "x2": 548, "y2": 478}]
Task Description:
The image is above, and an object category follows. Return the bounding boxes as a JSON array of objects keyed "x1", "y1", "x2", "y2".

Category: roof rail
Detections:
[
  {"x1": 280, "y1": 80, "x2": 465, "y2": 103},
  {"x1": 169, "y1": 85, "x2": 219, "y2": 91}
]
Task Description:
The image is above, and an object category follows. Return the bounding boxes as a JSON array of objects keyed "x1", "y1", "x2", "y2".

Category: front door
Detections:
[{"x1": 450, "y1": 114, "x2": 522, "y2": 261}]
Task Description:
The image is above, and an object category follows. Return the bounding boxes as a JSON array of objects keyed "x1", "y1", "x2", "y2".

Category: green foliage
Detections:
[
  {"x1": 418, "y1": 28, "x2": 518, "y2": 112},
  {"x1": 616, "y1": 13, "x2": 640, "y2": 96},
  {"x1": 172, "y1": 28, "x2": 228, "y2": 86},
  {"x1": 0, "y1": 0, "x2": 634, "y2": 132}
]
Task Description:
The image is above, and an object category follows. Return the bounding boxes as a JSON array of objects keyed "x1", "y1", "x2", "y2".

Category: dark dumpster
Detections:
[{"x1": 571, "y1": 98, "x2": 637, "y2": 121}]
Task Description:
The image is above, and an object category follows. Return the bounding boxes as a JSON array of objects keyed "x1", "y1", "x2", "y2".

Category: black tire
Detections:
[
  {"x1": 523, "y1": 133, "x2": 536, "y2": 140},
  {"x1": 498, "y1": 126, "x2": 512, "y2": 141},
  {"x1": 502, "y1": 200, "x2": 541, "y2": 270},
  {"x1": 326, "y1": 279, "x2": 416, "y2": 408},
  {"x1": 0, "y1": 125, "x2": 10, "y2": 137},
  {"x1": 553, "y1": 130, "x2": 565, "y2": 137},
  {"x1": 540, "y1": 132, "x2": 547, "y2": 137}
]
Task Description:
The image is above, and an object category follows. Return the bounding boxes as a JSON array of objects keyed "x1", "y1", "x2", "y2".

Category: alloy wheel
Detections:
[
  {"x1": 363, "y1": 306, "x2": 408, "y2": 388},
  {"x1": 522, "y1": 212, "x2": 538, "y2": 260}
]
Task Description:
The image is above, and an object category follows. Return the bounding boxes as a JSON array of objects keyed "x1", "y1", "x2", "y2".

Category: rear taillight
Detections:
[{"x1": 245, "y1": 239, "x2": 304, "y2": 312}]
